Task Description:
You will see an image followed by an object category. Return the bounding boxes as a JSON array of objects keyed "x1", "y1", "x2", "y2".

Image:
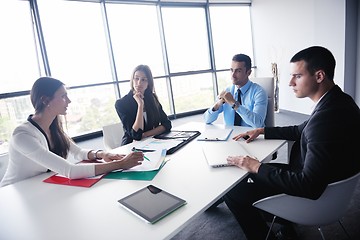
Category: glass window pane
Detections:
[
  {"x1": 118, "y1": 82, "x2": 131, "y2": 101},
  {"x1": 162, "y1": 7, "x2": 210, "y2": 72},
  {"x1": 171, "y1": 73, "x2": 214, "y2": 113},
  {"x1": 107, "y1": 4, "x2": 165, "y2": 78},
  {"x1": 216, "y1": 70, "x2": 232, "y2": 93},
  {"x1": 37, "y1": 0, "x2": 113, "y2": 86},
  {"x1": 154, "y1": 77, "x2": 171, "y2": 115},
  {"x1": 210, "y1": 6, "x2": 253, "y2": 70},
  {"x1": 65, "y1": 85, "x2": 119, "y2": 136},
  {"x1": 0, "y1": 0, "x2": 40, "y2": 94},
  {"x1": 0, "y1": 96, "x2": 33, "y2": 155}
]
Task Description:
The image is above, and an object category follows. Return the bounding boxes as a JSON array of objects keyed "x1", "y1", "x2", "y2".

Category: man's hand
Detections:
[
  {"x1": 219, "y1": 91, "x2": 236, "y2": 105},
  {"x1": 233, "y1": 128, "x2": 264, "y2": 143},
  {"x1": 227, "y1": 155, "x2": 261, "y2": 173}
]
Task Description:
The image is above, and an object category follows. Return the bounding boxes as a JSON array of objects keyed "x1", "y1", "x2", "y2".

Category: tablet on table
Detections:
[{"x1": 118, "y1": 185, "x2": 187, "y2": 224}]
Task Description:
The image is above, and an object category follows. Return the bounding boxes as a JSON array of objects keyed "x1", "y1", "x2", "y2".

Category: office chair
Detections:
[
  {"x1": 250, "y1": 77, "x2": 275, "y2": 128},
  {"x1": 102, "y1": 122, "x2": 124, "y2": 150},
  {"x1": 253, "y1": 171, "x2": 360, "y2": 240},
  {"x1": 251, "y1": 77, "x2": 276, "y2": 159},
  {"x1": 0, "y1": 156, "x2": 9, "y2": 182}
]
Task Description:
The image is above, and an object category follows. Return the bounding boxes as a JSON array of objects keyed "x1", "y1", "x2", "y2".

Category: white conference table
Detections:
[{"x1": 0, "y1": 122, "x2": 286, "y2": 240}]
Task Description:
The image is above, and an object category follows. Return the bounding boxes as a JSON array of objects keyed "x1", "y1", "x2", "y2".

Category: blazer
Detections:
[
  {"x1": 0, "y1": 119, "x2": 94, "y2": 187},
  {"x1": 115, "y1": 91, "x2": 172, "y2": 145},
  {"x1": 258, "y1": 85, "x2": 360, "y2": 200}
]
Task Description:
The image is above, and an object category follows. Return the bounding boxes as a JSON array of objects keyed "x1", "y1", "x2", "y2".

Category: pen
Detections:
[
  {"x1": 132, "y1": 147, "x2": 155, "y2": 152},
  {"x1": 132, "y1": 147, "x2": 151, "y2": 161}
]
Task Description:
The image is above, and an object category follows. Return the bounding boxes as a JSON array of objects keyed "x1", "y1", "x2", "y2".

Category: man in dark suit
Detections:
[{"x1": 224, "y1": 46, "x2": 360, "y2": 240}]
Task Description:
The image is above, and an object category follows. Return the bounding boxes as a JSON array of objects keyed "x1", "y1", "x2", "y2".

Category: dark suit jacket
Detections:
[
  {"x1": 258, "y1": 85, "x2": 360, "y2": 199},
  {"x1": 115, "y1": 91, "x2": 172, "y2": 145}
]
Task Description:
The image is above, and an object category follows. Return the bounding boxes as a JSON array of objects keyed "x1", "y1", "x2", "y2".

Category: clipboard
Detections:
[
  {"x1": 153, "y1": 130, "x2": 200, "y2": 154},
  {"x1": 197, "y1": 129, "x2": 233, "y2": 141}
]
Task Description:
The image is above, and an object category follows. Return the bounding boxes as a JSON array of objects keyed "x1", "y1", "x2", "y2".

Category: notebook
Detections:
[
  {"x1": 118, "y1": 185, "x2": 186, "y2": 224},
  {"x1": 197, "y1": 128, "x2": 233, "y2": 141},
  {"x1": 201, "y1": 141, "x2": 251, "y2": 168}
]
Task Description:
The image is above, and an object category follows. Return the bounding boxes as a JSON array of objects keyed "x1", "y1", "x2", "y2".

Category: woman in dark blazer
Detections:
[{"x1": 115, "y1": 65, "x2": 172, "y2": 145}]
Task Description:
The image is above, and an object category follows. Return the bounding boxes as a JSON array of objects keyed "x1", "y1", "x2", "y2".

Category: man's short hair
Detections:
[
  {"x1": 232, "y1": 54, "x2": 252, "y2": 71},
  {"x1": 290, "y1": 46, "x2": 336, "y2": 80}
]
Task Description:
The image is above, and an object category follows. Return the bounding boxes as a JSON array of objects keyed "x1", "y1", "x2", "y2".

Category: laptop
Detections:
[{"x1": 201, "y1": 141, "x2": 251, "y2": 168}]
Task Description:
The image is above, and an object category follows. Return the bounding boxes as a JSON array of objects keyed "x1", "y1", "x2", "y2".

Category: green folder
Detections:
[{"x1": 104, "y1": 161, "x2": 167, "y2": 181}]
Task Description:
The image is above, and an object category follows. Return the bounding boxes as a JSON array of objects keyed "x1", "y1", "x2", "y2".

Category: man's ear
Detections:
[{"x1": 315, "y1": 70, "x2": 325, "y2": 83}]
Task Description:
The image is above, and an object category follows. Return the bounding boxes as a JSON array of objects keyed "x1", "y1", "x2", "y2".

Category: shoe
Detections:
[{"x1": 275, "y1": 225, "x2": 298, "y2": 240}]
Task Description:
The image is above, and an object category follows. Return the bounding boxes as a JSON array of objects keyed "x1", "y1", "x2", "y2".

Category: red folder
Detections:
[{"x1": 43, "y1": 174, "x2": 103, "y2": 188}]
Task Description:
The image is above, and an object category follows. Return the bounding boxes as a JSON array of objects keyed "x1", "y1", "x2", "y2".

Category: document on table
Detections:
[
  {"x1": 134, "y1": 138, "x2": 188, "y2": 155},
  {"x1": 123, "y1": 148, "x2": 167, "y2": 172}
]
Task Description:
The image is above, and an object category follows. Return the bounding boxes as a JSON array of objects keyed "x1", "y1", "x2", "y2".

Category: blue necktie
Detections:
[{"x1": 234, "y1": 89, "x2": 241, "y2": 126}]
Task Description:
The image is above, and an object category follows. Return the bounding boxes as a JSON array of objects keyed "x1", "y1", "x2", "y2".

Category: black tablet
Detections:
[{"x1": 118, "y1": 185, "x2": 187, "y2": 224}]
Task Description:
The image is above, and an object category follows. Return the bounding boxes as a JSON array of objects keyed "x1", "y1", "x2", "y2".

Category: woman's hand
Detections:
[
  {"x1": 94, "y1": 151, "x2": 144, "y2": 175},
  {"x1": 233, "y1": 128, "x2": 264, "y2": 143},
  {"x1": 102, "y1": 152, "x2": 126, "y2": 162},
  {"x1": 133, "y1": 91, "x2": 144, "y2": 106},
  {"x1": 227, "y1": 155, "x2": 261, "y2": 173},
  {"x1": 117, "y1": 151, "x2": 144, "y2": 169}
]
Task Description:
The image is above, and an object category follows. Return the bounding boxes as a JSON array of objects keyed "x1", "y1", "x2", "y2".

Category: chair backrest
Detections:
[
  {"x1": 102, "y1": 122, "x2": 124, "y2": 150},
  {"x1": 253, "y1": 172, "x2": 360, "y2": 226},
  {"x1": 250, "y1": 77, "x2": 275, "y2": 127},
  {"x1": 0, "y1": 155, "x2": 9, "y2": 182}
]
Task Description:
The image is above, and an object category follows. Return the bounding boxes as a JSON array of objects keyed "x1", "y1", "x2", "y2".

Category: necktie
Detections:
[{"x1": 234, "y1": 89, "x2": 241, "y2": 126}]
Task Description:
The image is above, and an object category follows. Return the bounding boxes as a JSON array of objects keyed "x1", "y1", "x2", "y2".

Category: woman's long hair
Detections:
[
  {"x1": 130, "y1": 65, "x2": 161, "y2": 128},
  {"x1": 30, "y1": 77, "x2": 70, "y2": 158}
]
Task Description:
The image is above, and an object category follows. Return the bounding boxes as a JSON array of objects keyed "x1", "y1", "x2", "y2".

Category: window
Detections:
[
  {"x1": 171, "y1": 73, "x2": 214, "y2": 113},
  {"x1": 0, "y1": 1, "x2": 41, "y2": 94},
  {"x1": 161, "y1": 7, "x2": 210, "y2": 72},
  {"x1": 106, "y1": 3, "x2": 165, "y2": 79},
  {"x1": 37, "y1": 0, "x2": 113, "y2": 86},
  {"x1": 0, "y1": 0, "x2": 41, "y2": 154},
  {"x1": 210, "y1": 5, "x2": 253, "y2": 92},
  {"x1": 0, "y1": 0, "x2": 253, "y2": 155}
]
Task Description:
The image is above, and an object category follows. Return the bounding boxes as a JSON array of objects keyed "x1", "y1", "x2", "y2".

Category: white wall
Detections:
[{"x1": 250, "y1": 0, "x2": 357, "y2": 115}]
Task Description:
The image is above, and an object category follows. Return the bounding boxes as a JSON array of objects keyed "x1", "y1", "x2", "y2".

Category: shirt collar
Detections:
[
  {"x1": 233, "y1": 79, "x2": 251, "y2": 95},
  {"x1": 311, "y1": 90, "x2": 330, "y2": 112}
]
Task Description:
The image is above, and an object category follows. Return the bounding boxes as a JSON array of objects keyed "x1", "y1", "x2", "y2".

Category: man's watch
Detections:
[{"x1": 232, "y1": 101, "x2": 240, "y2": 110}]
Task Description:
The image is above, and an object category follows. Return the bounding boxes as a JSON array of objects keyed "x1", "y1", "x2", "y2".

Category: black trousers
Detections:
[
  {"x1": 224, "y1": 142, "x2": 301, "y2": 240},
  {"x1": 224, "y1": 173, "x2": 283, "y2": 240}
]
